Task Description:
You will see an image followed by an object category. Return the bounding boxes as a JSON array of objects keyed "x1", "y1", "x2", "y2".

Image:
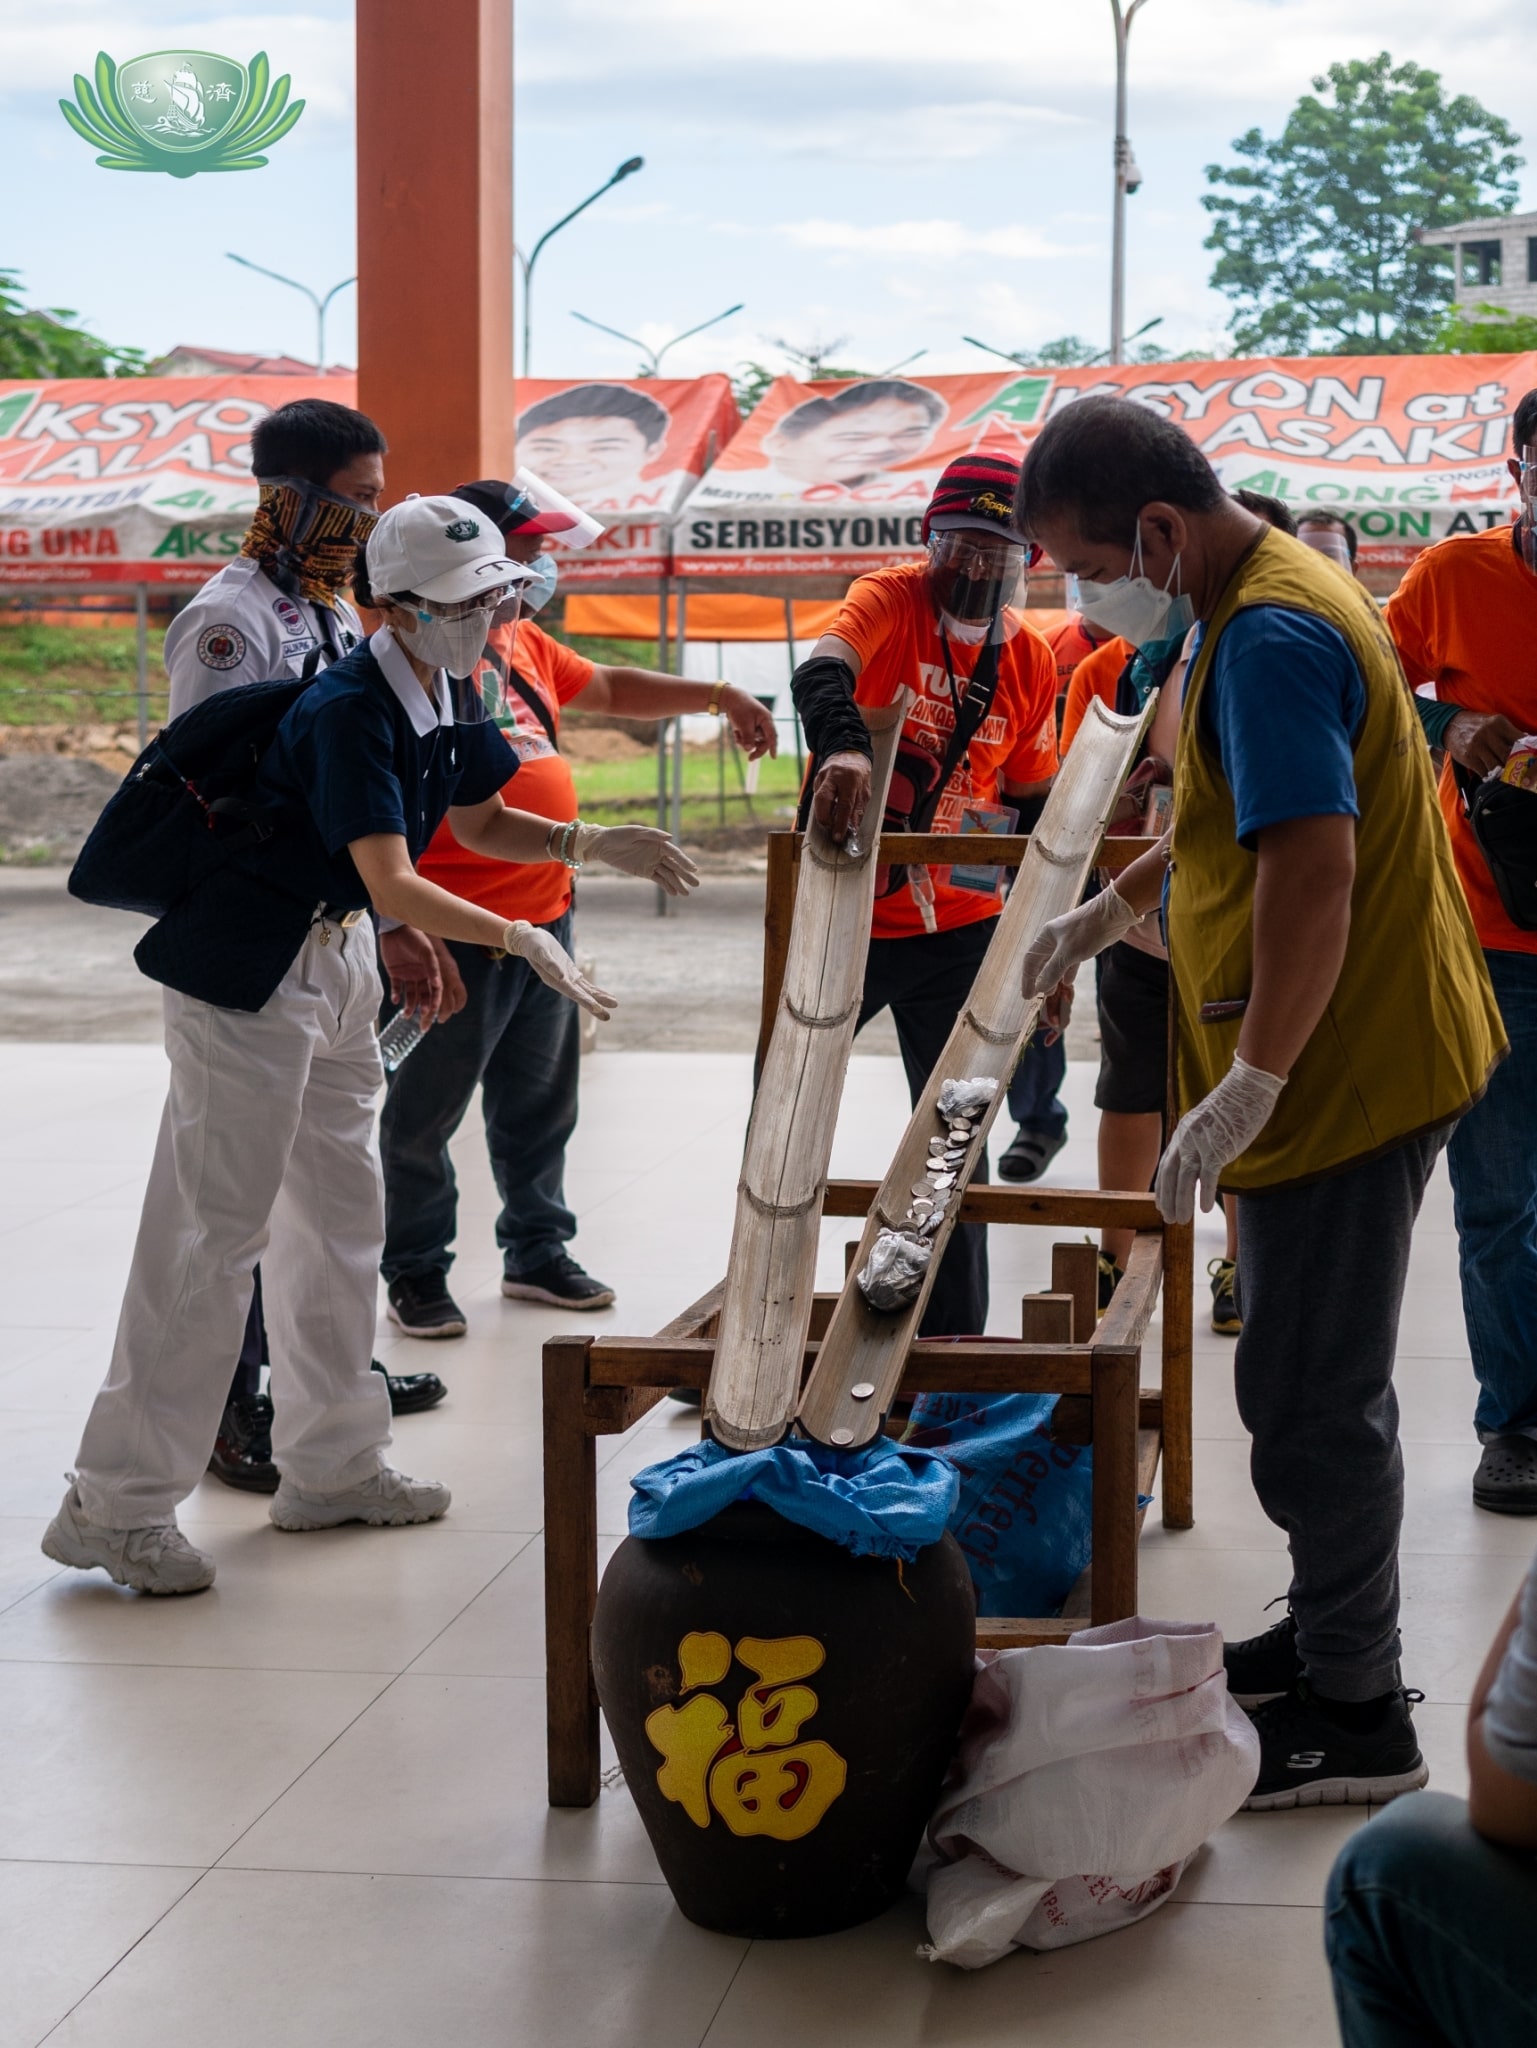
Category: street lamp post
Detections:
[
  {"x1": 516, "y1": 157, "x2": 644, "y2": 376},
  {"x1": 1109, "y1": 0, "x2": 1150, "y2": 366},
  {"x1": 569, "y1": 302, "x2": 744, "y2": 377},
  {"x1": 226, "y1": 254, "x2": 356, "y2": 372}
]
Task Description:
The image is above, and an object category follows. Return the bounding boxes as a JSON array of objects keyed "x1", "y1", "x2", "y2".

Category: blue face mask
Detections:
[
  {"x1": 520, "y1": 552, "x2": 558, "y2": 613},
  {"x1": 1125, "y1": 626, "x2": 1189, "y2": 708}
]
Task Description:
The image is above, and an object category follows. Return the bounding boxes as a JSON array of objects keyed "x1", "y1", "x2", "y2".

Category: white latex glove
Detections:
[
  {"x1": 1020, "y1": 883, "x2": 1142, "y2": 999},
  {"x1": 503, "y1": 921, "x2": 617, "y2": 1021},
  {"x1": 571, "y1": 822, "x2": 701, "y2": 897},
  {"x1": 1154, "y1": 1056, "x2": 1287, "y2": 1223}
]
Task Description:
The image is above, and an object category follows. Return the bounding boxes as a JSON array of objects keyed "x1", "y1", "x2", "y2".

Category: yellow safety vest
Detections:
[{"x1": 1168, "y1": 528, "x2": 1504, "y2": 1191}]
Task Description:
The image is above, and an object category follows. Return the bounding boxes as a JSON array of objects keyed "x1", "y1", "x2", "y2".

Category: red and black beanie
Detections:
[{"x1": 921, "y1": 452, "x2": 1025, "y2": 544}]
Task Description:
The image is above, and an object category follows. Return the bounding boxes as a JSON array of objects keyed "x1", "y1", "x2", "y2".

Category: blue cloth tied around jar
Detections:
[{"x1": 628, "y1": 1437, "x2": 960, "y2": 1562}]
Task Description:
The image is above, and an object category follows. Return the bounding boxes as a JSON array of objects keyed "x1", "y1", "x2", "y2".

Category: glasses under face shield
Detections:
[{"x1": 926, "y1": 530, "x2": 1033, "y2": 631}]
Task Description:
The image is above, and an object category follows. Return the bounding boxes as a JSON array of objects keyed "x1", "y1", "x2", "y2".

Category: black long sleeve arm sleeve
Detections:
[{"x1": 791, "y1": 653, "x2": 873, "y2": 764}]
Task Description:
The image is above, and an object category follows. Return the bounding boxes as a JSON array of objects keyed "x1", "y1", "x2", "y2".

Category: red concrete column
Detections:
[{"x1": 356, "y1": 0, "x2": 514, "y2": 499}]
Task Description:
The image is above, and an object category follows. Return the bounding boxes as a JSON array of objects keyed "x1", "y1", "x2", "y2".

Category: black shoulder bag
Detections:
[{"x1": 1455, "y1": 761, "x2": 1537, "y2": 931}]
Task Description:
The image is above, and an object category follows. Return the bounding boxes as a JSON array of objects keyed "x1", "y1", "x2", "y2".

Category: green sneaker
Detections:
[{"x1": 1209, "y1": 1257, "x2": 1241, "y2": 1335}]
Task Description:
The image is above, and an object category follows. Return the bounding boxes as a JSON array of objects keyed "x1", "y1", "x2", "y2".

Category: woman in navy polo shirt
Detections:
[{"x1": 45, "y1": 496, "x2": 697, "y2": 1595}]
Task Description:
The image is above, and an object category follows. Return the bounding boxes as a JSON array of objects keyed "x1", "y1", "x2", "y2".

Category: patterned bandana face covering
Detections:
[{"x1": 240, "y1": 477, "x2": 379, "y2": 608}]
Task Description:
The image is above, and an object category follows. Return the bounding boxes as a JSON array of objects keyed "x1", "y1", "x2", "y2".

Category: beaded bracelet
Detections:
[{"x1": 546, "y1": 817, "x2": 584, "y2": 870}]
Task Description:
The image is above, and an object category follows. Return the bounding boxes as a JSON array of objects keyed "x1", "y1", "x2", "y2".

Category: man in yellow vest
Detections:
[{"x1": 1016, "y1": 398, "x2": 1503, "y2": 1812}]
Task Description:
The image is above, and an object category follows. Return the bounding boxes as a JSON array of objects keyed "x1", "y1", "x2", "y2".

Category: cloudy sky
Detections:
[{"x1": 3, "y1": 0, "x2": 1535, "y2": 379}]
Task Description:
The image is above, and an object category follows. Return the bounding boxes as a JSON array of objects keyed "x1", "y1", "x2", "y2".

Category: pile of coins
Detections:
[{"x1": 900, "y1": 1097, "x2": 983, "y2": 1238}]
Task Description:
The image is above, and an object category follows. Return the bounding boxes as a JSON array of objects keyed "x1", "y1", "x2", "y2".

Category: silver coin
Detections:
[
  {"x1": 913, "y1": 1179, "x2": 937, "y2": 1197},
  {"x1": 830, "y1": 1427, "x2": 854, "y2": 1446},
  {"x1": 944, "y1": 1148, "x2": 967, "y2": 1165},
  {"x1": 928, "y1": 1171, "x2": 957, "y2": 1190},
  {"x1": 911, "y1": 1197, "x2": 934, "y2": 1213},
  {"x1": 920, "y1": 1211, "x2": 943, "y2": 1235},
  {"x1": 851, "y1": 1381, "x2": 876, "y2": 1400}
]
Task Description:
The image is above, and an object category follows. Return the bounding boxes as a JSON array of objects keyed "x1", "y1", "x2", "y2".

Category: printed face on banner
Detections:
[
  {"x1": 676, "y1": 359, "x2": 1537, "y2": 579},
  {"x1": 764, "y1": 384, "x2": 946, "y2": 488},
  {"x1": 512, "y1": 375, "x2": 741, "y2": 584},
  {"x1": 515, "y1": 383, "x2": 673, "y2": 507}
]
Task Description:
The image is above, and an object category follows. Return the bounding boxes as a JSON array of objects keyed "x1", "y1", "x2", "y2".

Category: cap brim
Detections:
[
  {"x1": 928, "y1": 512, "x2": 1025, "y2": 542},
  {"x1": 414, "y1": 553, "x2": 522, "y2": 602}
]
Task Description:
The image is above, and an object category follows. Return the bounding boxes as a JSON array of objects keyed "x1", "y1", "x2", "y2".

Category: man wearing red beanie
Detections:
[{"x1": 791, "y1": 452, "x2": 1058, "y2": 1335}]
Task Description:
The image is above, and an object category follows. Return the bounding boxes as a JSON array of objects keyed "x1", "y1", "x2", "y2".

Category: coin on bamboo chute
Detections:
[
  {"x1": 929, "y1": 1172, "x2": 957, "y2": 1190},
  {"x1": 830, "y1": 1427, "x2": 854, "y2": 1446}
]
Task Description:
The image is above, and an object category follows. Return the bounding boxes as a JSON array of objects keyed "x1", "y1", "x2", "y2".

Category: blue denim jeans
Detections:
[
  {"x1": 1326, "y1": 1791, "x2": 1537, "y2": 2047},
  {"x1": 379, "y1": 912, "x2": 580, "y2": 1284},
  {"x1": 1006, "y1": 1022, "x2": 1068, "y2": 1138},
  {"x1": 1448, "y1": 949, "x2": 1537, "y2": 1438}
]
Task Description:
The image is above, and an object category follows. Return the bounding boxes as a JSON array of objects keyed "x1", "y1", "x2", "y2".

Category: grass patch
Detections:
[
  {"x1": 567, "y1": 738, "x2": 802, "y2": 832},
  {"x1": 0, "y1": 623, "x2": 169, "y2": 726}
]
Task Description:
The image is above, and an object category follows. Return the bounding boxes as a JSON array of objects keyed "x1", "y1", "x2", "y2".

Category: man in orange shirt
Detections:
[
  {"x1": 380, "y1": 478, "x2": 776, "y2": 1335},
  {"x1": 792, "y1": 452, "x2": 1058, "y2": 1334},
  {"x1": 1386, "y1": 390, "x2": 1537, "y2": 1513}
]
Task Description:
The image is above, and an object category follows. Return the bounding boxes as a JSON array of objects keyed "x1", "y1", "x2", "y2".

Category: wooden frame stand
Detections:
[{"x1": 543, "y1": 827, "x2": 1193, "y2": 1808}]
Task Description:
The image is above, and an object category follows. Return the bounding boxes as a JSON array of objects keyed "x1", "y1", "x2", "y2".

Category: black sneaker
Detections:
[
  {"x1": 1209, "y1": 1256, "x2": 1241, "y2": 1335},
  {"x1": 1243, "y1": 1681, "x2": 1428, "y2": 1811},
  {"x1": 1224, "y1": 1603, "x2": 1302, "y2": 1707},
  {"x1": 207, "y1": 1392, "x2": 279, "y2": 1494},
  {"x1": 998, "y1": 1125, "x2": 1068, "y2": 1184},
  {"x1": 371, "y1": 1358, "x2": 448, "y2": 1415},
  {"x1": 1473, "y1": 1434, "x2": 1537, "y2": 1515},
  {"x1": 387, "y1": 1272, "x2": 467, "y2": 1340},
  {"x1": 502, "y1": 1253, "x2": 615, "y2": 1311},
  {"x1": 1097, "y1": 1252, "x2": 1124, "y2": 1314}
]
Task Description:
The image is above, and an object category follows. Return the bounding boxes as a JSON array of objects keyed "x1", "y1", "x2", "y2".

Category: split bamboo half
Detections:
[
  {"x1": 796, "y1": 693, "x2": 1154, "y2": 1450},
  {"x1": 705, "y1": 697, "x2": 908, "y2": 1452}
]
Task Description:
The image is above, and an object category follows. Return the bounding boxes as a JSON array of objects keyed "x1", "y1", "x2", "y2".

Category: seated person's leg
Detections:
[{"x1": 1326, "y1": 1790, "x2": 1537, "y2": 2048}]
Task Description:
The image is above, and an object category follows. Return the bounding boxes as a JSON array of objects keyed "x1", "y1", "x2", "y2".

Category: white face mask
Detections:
[
  {"x1": 405, "y1": 607, "x2": 495, "y2": 677},
  {"x1": 939, "y1": 610, "x2": 993, "y2": 644},
  {"x1": 1068, "y1": 527, "x2": 1194, "y2": 650}
]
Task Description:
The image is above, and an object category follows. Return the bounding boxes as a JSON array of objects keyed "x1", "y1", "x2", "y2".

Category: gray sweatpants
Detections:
[{"x1": 1233, "y1": 1126, "x2": 1450, "y2": 1702}]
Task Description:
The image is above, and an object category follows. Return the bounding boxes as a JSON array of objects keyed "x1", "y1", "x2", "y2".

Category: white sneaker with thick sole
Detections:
[
  {"x1": 41, "y1": 1478, "x2": 216, "y2": 1595},
  {"x1": 269, "y1": 1465, "x2": 451, "y2": 1531}
]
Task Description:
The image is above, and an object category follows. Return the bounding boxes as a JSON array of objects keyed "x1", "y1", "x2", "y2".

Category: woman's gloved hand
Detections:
[
  {"x1": 571, "y1": 822, "x2": 700, "y2": 897},
  {"x1": 1020, "y1": 883, "x2": 1142, "y2": 999},
  {"x1": 1154, "y1": 1056, "x2": 1287, "y2": 1223},
  {"x1": 503, "y1": 921, "x2": 617, "y2": 1020}
]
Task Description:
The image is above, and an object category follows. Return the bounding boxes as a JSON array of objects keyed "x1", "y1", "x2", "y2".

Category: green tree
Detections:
[
  {"x1": 0, "y1": 268, "x2": 148, "y2": 377},
  {"x1": 1438, "y1": 299, "x2": 1537, "y2": 353},
  {"x1": 1203, "y1": 53, "x2": 1522, "y2": 354}
]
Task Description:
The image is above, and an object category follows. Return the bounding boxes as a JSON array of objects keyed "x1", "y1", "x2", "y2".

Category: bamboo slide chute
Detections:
[
  {"x1": 795, "y1": 693, "x2": 1155, "y2": 1450},
  {"x1": 705, "y1": 698, "x2": 908, "y2": 1452}
]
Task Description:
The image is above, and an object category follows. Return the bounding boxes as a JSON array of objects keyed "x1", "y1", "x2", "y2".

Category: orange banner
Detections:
[
  {"x1": 564, "y1": 593, "x2": 844, "y2": 641},
  {"x1": 674, "y1": 357, "x2": 1536, "y2": 578},
  {"x1": 513, "y1": 375, "x2": 739, "y2": 584}
]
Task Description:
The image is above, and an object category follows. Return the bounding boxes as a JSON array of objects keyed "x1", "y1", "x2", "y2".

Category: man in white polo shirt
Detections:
[{"x1": 164, "y1": 397, "x2": 449, "y2": 1495}]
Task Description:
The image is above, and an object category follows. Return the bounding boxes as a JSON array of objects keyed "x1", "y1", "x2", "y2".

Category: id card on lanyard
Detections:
[{"x1": 950, "y1": 799, "x2": 1019, "y2": 893}]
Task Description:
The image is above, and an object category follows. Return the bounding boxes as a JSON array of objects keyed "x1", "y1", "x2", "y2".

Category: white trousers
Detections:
[{"x1": 75, "y1": 920, "x2": 393, "y2": 1527}]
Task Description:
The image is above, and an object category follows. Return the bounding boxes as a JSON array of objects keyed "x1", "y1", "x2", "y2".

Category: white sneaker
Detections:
[
  {"x1": 269, "y1": 1465, "x2": 451, "y2": 1531},
  {"x1": 41, "y1": 1477, "x2": 216, "y2": 1595}
]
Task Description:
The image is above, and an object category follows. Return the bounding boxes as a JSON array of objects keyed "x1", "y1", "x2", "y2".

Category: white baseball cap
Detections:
[{"x1": 366, "y1": 494, "x2": 521, "y2": 604}]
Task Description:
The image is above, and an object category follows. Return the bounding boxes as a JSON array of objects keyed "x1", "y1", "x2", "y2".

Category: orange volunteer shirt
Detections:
[
  {"x1": 1045, "y1": 613, "x2": 1102, "y2": 699},
  {"x1": 417, "y1": 617, "x2": 595, "y2": 927},
  {"x1": 1060, "y1": 636, "x2": 1134, "y2": 752},
  {"x1": 1385, "y1": 525, "x2": 1537, "y2": 958},
  {"x1": 830, "y1": 561, "x2": 1059, "y2": 940}
]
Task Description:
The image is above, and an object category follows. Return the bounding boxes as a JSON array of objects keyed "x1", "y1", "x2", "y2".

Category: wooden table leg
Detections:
[
  {"x1": 1089, "y1": 1342, "x2": 1139, "y2": 1625},
  {"x1": 1160, "y1": 1219, "x2": 1194, "y2": 1529},
  {"x1": 543, "y1": 1333, "x2": 599, "y2": 1807}
]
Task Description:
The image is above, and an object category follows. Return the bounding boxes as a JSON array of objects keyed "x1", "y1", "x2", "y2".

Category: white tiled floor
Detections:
[{"x1": 0, "y1": 1044, "x2": 1516, "y2": 2046}]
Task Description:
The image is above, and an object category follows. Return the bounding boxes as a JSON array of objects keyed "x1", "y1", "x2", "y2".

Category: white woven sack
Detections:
[{"x1": 923, "y1": 1615, "x2": 1260, "y2": 1969}]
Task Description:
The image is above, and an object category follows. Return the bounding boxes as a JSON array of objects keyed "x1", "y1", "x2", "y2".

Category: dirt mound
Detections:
[{"x1": 0, "y1": 754, "x2": 121, "y2": 863}]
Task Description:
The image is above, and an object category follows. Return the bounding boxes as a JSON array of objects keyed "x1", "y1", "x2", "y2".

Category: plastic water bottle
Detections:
[{"x1": 377, "y1": 1010, "x2": 425, "y2": 1072}]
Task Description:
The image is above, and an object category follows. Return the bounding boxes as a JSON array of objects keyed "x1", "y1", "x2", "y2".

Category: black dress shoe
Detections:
[
  {"x1": 207, "y1": 1392, "x2": 279, "y2": 1494},
  {"x1": 372, "y1": 1358, "x2": 448, "y2": 1415},
  {"x1": 1473, "y1": 1434, "x2": 1537, "y2": 1515}
]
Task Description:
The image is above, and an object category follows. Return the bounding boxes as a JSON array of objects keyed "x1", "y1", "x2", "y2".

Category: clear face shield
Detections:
[
  {"x1": 388, "y1": 575, "x2": 533, "y2": 721},
  {"x1": 1518, "y1": 447, "x2": 1537, "y2": 575},
  {"x1": 925, "y1": 530, "x2": 1033, "y2": 643}
]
